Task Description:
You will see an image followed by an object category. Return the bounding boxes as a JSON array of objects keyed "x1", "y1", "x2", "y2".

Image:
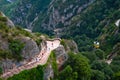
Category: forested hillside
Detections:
[{"x1": 1, "y1": 0, "x2": 120, "y2": 52}]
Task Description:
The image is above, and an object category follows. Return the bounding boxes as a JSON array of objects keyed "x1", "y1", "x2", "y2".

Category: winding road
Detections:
[{"x1": 1, "y1": 39, "x2": 60, "y2": 79}]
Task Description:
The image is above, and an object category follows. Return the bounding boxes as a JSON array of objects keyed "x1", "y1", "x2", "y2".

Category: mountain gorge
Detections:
[
  {"x1": 1, "y1": 0, "x2": 95, "y2": 33},
  {"x1": 0, "y1": 12, "x2": 80, "y2": 80},
  {"x1": 0, "y1": 0, "x2": 120, "y2": 80},
  {"x1": 1, "y1": 0, "x2": 120, "y2": 52}
]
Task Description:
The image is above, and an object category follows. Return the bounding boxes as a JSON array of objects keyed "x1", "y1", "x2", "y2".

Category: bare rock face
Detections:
[
  {"x1": 0, "y1": 40, "x2": 9, "y2": 50},
  {"x1": 44, "y1": 64, "x2": 54, "y2": 80},
  {"x1": 0, "y1": 37, "x2": 40, "y2": 73},
  {"x1": 44, "y1": 45, "x2": 68, "y2": 80},
  {"x1": 65, "y1": 40, "x2": 79, "y2": 53},
  {"x1": 0, "y1": 59, "x2": 18, "y2": 73},
  {"x1": 44, "y1": 40, "x2": 79, "y2": 80},
  {"x1": 54, "y1": 45, "x2": 68, "y2": 67},
  {"x1": 21, "y1": 37, "x2": 40, "y2": 61}
]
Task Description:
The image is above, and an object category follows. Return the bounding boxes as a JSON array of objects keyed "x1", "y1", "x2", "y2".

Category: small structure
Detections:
[
  {"x1": 105, "y1": 59, "x2": 112, "y2": 64},
  {"x1": 115, "y1": 19, "x2": 120, "y2": 27},
  {"x1": 94, "y1": 41, "x2": 100, "y2": 49}
]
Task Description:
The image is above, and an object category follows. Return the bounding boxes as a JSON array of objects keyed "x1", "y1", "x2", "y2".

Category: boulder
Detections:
[
  {"x1": 54, "y1": 45, "x2": 68, "y2": 67},
  {"x1": 21, "y1": 37, "x2": 40, "y2": 61}
]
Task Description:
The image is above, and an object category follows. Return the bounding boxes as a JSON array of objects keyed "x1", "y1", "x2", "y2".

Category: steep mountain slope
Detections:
[
  {"x1": 1, "y1": 0, "x2": 120, "y2": 56},
  {"x1": 62, "y1": 0, "x2": 120, "y2": 52},
  {"x1": 0, "y1": 12, "x2": 41, "y2": 75},
  {"x1": 9, "y1": 0, "x2": 51, "y2": 29},
  {"x1": 0, "y1": 0, "x2": 19, "y2": 17},
  {"x1": 0, "y1": 12, "x2": 82, "y2": 80},
  {"x1": 1, "y1": 0, "x2": 94, "y2": 33},
  {"x1": 32, "y1": 0, "x2": 95, "y2": 34},
  {"x1": 0, "y1": 0, "x2": 9, "y2": 7},
  {"x1": 0, "y1": 0, "x2": 120, "y2": 79}
]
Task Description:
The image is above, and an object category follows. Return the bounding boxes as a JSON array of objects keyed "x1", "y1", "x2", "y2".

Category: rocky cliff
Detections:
[
  {"x1": 0, "y1": 12, "x2": 41, "y2": 73},
  {"x1": 0, "y1": 12, "x2": 79, "y2": 80},
  {"x1": 44, "y1": 39, "x2": 79, "y2": 80}
]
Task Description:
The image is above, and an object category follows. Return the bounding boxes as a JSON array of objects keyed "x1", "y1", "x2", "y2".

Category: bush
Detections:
[
  {"x1": 91, "y1": 60, "x2": 113, "y2": 80},
  {"x1": 112, "y1": 71, "x2": 120, "y2": 80},
  {"x1": 1, "y1": 32, "x2": 8, "y2": 38},
  {"x1": 34, "y1": 32, "x2": 41, "y2": 37},
  {"x1": 0, "y1": 23, "x2": 9, "y2": 31},
  {"x1": 50, "y1": 51, "x2": 58, "y2": 76},
  {"x1": 81, "y1": 52, "x2": 97, "y2": 63},
  {"x1": 9, "y1": 39, "x2": 24, "y2": 54},
  {"x1": 20, "y1": 29, "x2": 32, "y2": 37},
  {"x1": 0, "y1": 16, "x2": 7, "y2": 22},
  {"x1": 0, "y1": 67, "x2": 2, "y2": 75},
  {"x1": 16, "y1": 26, "x2": 22, "y2": 30},
  {"x1": 67, "y1": 52, "x2": 91, "y2": 80},
  {"x1": 8, "y1": 65, "x2": 44, "y2": 80},
  {"x1": 0, "y1": 78, "x2": 2, "y2": 80},
  {"x1": 35, "y1": 39, "x2": 42, "y2": 46},
  {"x1": 9, "y1": 39, "x2": 24, "y2": 61},
  {"x1": 58, "y1": 65, "x2": 78, "y2": 80},
  {"x1": 60, "y1": 39, "x2": 67, "y2": 50},
  {"x1": 91, "y1": 70, "x2": 105, "y2": 80},
  {"x1": 0, "y1": 49, "x2": 12, "y2": 59},
  {"x1": 94, "y1": 49, "x2": 105, "y2": 60}
]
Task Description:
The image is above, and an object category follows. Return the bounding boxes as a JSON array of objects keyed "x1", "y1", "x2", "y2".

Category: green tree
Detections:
[
  {"x1": 91, "y1": 70, "x2": 105, "y2": 80},
  {"x1": 81, "y1": 52, "x2": 97, "y2": 63},
  {"x1": 60, "y1": 39, "x2": 67, "y2": 50},
  {"x1": 0, "y1": 67, "x2": 2, "y2": 75},
  {"x1": 9, "y1": 40, "x2": 24, "y2": 54},
  {"x1": 50, "y1": 51, "x2": 58, "y2": 77},
  {"x1": 91, "y1": 60, "x2": 113, "y2": 80},
  {"x1": 112, "y1": 71, "x2": 120, "y2": 80},
  {"x1": 58, "y1": 65, "x2": 78, "y2": 80},
  {"x1": 0, "y1": 78, "x2": 3, "y2": 80},
  {"x1": 0, "y1": 49, "x2": 12, "y2": 59},
  {"x1": 94, "y1": 49, "x2": 105, "y2": 60},
  {"x1": 110, "y1": 56, "x2": 120, "y2": 72},
  {"x1": 8, "y1": 65, "x2": 44, "y2": 80},
  {"x1": 0, "y1": 16, "x2": 7, "y2": 22},
  {"x1": 9, "y1": 39, "x2": 24, "y2": 61},
  {"x1": 67, "y1": 52, "x2": 91, "y2": 80}
]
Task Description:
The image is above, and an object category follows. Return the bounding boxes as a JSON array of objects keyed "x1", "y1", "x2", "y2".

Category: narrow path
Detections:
[{"x1": 1, "y1": 39, "x2": 60, "y2": 79}]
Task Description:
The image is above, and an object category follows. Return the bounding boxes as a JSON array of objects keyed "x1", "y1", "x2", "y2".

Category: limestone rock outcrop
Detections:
[{"x1": 21, "y1": 37, "x2": 40, "y2": 61}]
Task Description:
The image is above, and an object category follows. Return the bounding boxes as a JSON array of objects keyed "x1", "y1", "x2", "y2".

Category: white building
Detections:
[{"x1": 115, "y1": 19, "x2": 120, "y2": 27}]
